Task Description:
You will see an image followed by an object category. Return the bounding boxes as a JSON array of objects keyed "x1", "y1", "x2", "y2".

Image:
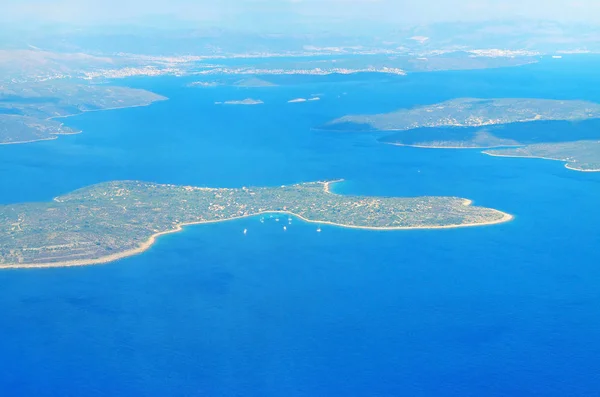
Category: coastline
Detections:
[
  {"x1": 386, "y1": 142, "x2": 523, "y2": 150},
  {"x1": 0, "y1": 136, "x2": 58, "y2": 146},
  {"x1": 483, "y1": 151, "x2": 600, "y2": 172},
  {"x1": 322, "y1": 179, "x2": 344, "y2": 194},
  {"x1": 0, "y1": 182, "x2": 513, "y2": 269},
  {"x1": 46, "y1": 100, "x2": 167, "y2": 121},
  {"x1": 0, "y1": 99, "x2": 167, "y2": 146},
  {"x1": 333, "y1": 113, "x2": 594, "y2": 134},
  {"x1": 564, "y1": 164, "x2": 600, "y2": 172}
]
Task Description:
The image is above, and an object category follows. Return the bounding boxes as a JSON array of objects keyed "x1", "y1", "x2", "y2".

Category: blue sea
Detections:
[{"x1": 1, "y1": 57, "x2": 600, "y2": 396}]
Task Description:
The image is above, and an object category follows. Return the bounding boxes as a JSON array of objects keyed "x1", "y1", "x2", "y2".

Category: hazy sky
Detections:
[{"x1": 3, "y1": 0, "x2": 600, "y2": 30}]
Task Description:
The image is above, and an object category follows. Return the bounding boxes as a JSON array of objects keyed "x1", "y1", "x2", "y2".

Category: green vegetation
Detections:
[
  {"x1": 326, "y1": 98, "x2": 600, "y2": 132},
  {"x1": 381, "y1": 128, "x2": 522, "y2": 148},
  {"x1": 0, "y1": 116, "x2": 79, "y2": 144},
  {"x1": 0, "y1": 82, "x2": 167, "y2": 144},
  {"x1": 0, "y1": 180, "x2": 512, "y2": 268},
  {"x1": 484, "y1": 141, "x2": 600, "y2": 172},
  {"x1": 0, "y1": 49, "x2": 114, "y2": 83},
  {"x1": 188, "y1": 77, "x2": 276, "y2": 89},
  {"x1": 327, "y1": 98, "x2": 600, "y2": 171}
]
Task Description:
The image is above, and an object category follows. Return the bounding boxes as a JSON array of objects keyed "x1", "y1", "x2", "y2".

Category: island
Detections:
[
  {"x1": 233, "y1": 77, "x2": 277, "y2": 87},
  {"x1": 324, "y1": 98, "x2": 600, "y2": 132},
  {"x1": 188, "y1": 78, "x2": 276, "y2": 88},
  {"x1": 195, "y1": 52, "x2": 538, "y2": 77},
  {"x1": 0, "y1": 82, "x2": 167, "y2": 145},
  {"x1": 188, "y1": 81, "x2": 221, "y2": 88},
  {"x1": 374, "y1": 118, "x2": 600, "y2": 149},
  {"x1": 0, "y1": 47, "x2": 540, "y2": 88},
  {"x1": 0, "y1": 180, "x2": 512, "y2": 269},
  {"x1": 288, "y1": 97, "x2": 320, "y2": 103},
  {"x1": 380, "y1": 128, "x2": 522, "y2": 149},
  {"x1": 484, "y1": 141, "x2": 600, "y2": 172},
  {"x1": 216, "y1": 98, "x2": 264, "y2": 105}
]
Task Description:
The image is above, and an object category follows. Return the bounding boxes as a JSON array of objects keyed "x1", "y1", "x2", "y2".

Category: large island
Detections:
[
  {"x1": 324, "y1": 98, "x2": 600, "y2": 172},
  {"x1": 0, "y1": 180, "x2": 512, "y2": 269},
  {"x1": 324, "y1": 98, "x2": 600, "y2": 132}
]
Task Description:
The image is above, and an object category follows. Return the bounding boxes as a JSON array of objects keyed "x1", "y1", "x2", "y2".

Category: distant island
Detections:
[
  {"x1": 188, "y1": 81, "x2": 221, "y2": 88},
  {"x1": 188, "y1": 77, "x2": 276, "y2": 88},
  {"x1": 484, "y1": 141, "x2": 600, "y2": 172},
  {"x1": 216, "y1": 98, "x2": 264, "y2": 105},
  {"x1": 0, "y1": 46, "x2": 539, "y2": 84},
  {"x1": 197, "y1": 66, "x2": 406, "y2": 77},
  {"x1": 381, "y1": 128, "x2": 521, "y2": 149},
  {"x1": 233, "y1": 77, "x2": 277, "y2": 87},
  {"x1": 0, "y1": 180, "x2": 512, "y2": 269},
  {"x1": 324, "y1": 98, "x2": 600, "y2": 132},
  {"x1": 194, "y1": 53, "x2": 537, "y2": 78},
  {"x1": 288, "y1": 97, "x2": 320, "y2": 103},
  {"x1": 0, "y1": 82, "x2": 167, "y2": 145}
]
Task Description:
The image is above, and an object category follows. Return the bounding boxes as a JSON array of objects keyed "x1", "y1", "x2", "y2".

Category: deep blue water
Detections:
[{"x1": 1, "y1": 58, "x2": 600, "y2": 396}]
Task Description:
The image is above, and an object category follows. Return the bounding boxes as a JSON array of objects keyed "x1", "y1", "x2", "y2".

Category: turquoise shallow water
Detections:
[{"x1": 1, "y1": 58, "x2": 600, "y2": 396}]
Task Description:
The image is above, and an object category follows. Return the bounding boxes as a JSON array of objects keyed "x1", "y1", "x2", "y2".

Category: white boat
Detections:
[
  {"x1": 243, "y1": 229, "x2": 248, "y2": 235},
  {"x1": 317, "y1": 227, "x2": 321, "y2": 233}
]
